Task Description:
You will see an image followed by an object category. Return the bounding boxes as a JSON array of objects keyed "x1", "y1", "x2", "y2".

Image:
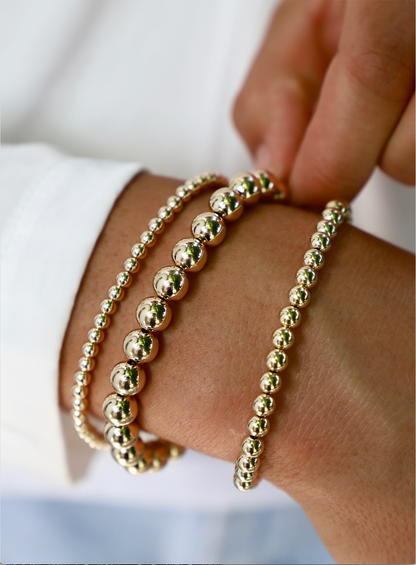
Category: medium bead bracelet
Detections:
[
  {"x1": 102, "y1": 170, "x2": 287, "y2": 474},
  {"x1": 71, "y1": 171, "x2": 229, "y2": 452},
  {"x1": 233, "y1": 200, "x2": 351, "y2": 491}
]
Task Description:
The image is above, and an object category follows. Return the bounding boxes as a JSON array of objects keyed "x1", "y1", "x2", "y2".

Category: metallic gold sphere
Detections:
[
  {"x1": 108, "y1": 285, "x2": 124, "y2": 301},
  {"x1": 230, "y1": 174, "x2": 261, "y2": 205},
  {"x1": 140, "y1": 230, "x2": 156, "y2": 247},
  {"x1": 175, "y1": 185, "x2": 192, "y2": 202},
  {"x1": 102, "y1": 393, "x2": 138, "y2": 426},
  {"x1": 110, "y1": 359, "x2": 146, "y2": 396},
  {"x1": 71, "y1": 409, "x2": 87, "y2": 426},
  {"x1": 191, "y1": 212, "x2": 226, "y2": 246},
  {"x1": 259, "y1": 372, "x2": 282, "y2": 394},
  {"x1": 280, "y1": 306, "x2": 301, "y2": 328},
  {"x1": 104, "y1": 422, "x2": 140, "y2": 449},
  {"x1": 241, "y1": 437, "x2": 264, "y2": 457},
  {"x1": 247, "y1": 415, "x2": 269, "y2": 438},
  {"x1": 233, "y1": 475, "x2": 255, "y2": 491},
  {"x1": 100, "y1": 298, "x2": 116, "y2": 315},
  {"x1": 272, "y1": 327, "x2": 294, "y2": 349},
  {"x1": 116, "y1": 271, "x2": 131, "y2": 288},
  {"x1": 127, "y1": 446, "x2": 153, "y2": 474},
  {"x1": 316, "y1": 219, "x2": 337, "y2": 239},
  {"x1": 185, "y1": 178, "x2": 200, "y2": 195},
  {"x1": 148, "y1": 217, "x2": 164, "y2": 234},
  {"x1": 266, "y1": 349, "x2": 288, "y2": 372},
  {"x1": 94, "y1": 313, "x2": 110, "y2": 329},
  {"x1": 311, "y1": 232, "x2": 332, "y2": 252},
  {"x1": 131, "y1": 243, "x2": 147, "y2": 260},
  {"x1": 148, "y1": 441, "x2": 169, "y2": 471},
  {"x1": 303, "y1": 249, "x2": 325, "y2": 270},
  {"x1": 153, "y1": 266, "x2": 189, "y2": 301},
  {"x1": 172, "y1": 238, "x2": 207, "y2": 272},
  {"x1": 237, "y1": 454, "x2": 260, "y2": 472},
  {"x1": 79, "y1": 356, "x2": 94, "y2": 372},
  {"x1": 123, "y1": 329, "x2": 159, "y2": 363},
  {"x1": 253, "y1": 394, "x2": 275, "y2": 417},
  {"x1": 82, "y1": 342, "x2": 98, "y2": 358},
  {"x1": 72, "y1": 384, "x2": 88, "y2": 399},
  {"x1": 87, "y1": 327, "x2": 103, "y2": 343},
  {"x1": 326, "y1": 200, "x2": 351, "y2": 218},
  {"x1": 296, "y1": 266, "x2": 317, "y2": 288},
  {"x1": 124, "y1": 257, "x2": 140, "y2": 273},
  {"x1": 252, "y1": 170, "x2": 286, "y2": 201},
  {"x1": 166, "y1": 195, "x2": 183, "y2": 212},
  {"x1": 112, "y1": 443, "x2": 144, "y2": 467},
  {"x1": 289, "y1": 285, "x2": 310, "y2": 308},
  {"x1": 235, "y1": 466, "x2": 258, "y2": 482},
  {"x1": 136, "y1": 296, "x2": 172, "y2": 331},
  {"x1": 158, "y1": 205, "x2": 174, "y2": 222},
  {"x1": 74, "y1": 370, "x2": 91, "y2": 387},
  {"x1": 209, "y1": 188, "x2": 243, "y2": 221},
  {"x1": 322, "y1": 208, "x2": 344, "y2": 225}
]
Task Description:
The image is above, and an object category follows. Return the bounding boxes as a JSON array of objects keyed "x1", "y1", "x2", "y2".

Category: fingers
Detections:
[
  {"x1": 233, "y1": 0, "x2": 343, "y2": 181},
  {"x1": 379, "y1": 92, "x2": 415, "y2": 185},
  {"x1": 290, "y1": 0, "x2": 415, "y2": 205}
]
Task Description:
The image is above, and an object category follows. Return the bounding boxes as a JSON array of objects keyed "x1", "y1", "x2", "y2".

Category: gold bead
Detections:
[
  {"x1": 166, "y1": 195, "x2": 183, "y2": 212},
  {"x1": 112, "y1": 443, "x2": 144, "y2": 467},
  {"x1": 123, "y1": 329, "x2": 159, "y2": 363},
  {"x1": 140, "y1": 230, "x2": 156, "y2": 247},
  {"x1": 148, "y1": 441, "x2": 168, "y2": 472},
  {"x1": 71, "y1": 409, "x2": 87, "y2": 426},
  {"x1": 172, "y1": 238, "x2": 207, "y2": 272},
  {"x1": 127, "y1": 446, "x2": 153, "y2": 474},
  {"x1": 233, "y1": 475, "x2": 256, "y2": 491},
  {"x1": 102, "y1": 393, "x2": 138, "y2": 426},
  {"x1": 175, "y1": 185, "x2": 192, "y2": 202},
  {"x1": 316, "y1": 219, "x2": 337, "y2": 239},
  {"x1": 322, "y1": 208, "x2": 344, "y2": 225},
  {"x1": 272, "y1": 327, "x2": 294, "y2": 349},
  {"x1": 94, "y1": 313, "x2": 110, "y2": 329},
  {"x1": 237, "y1": 454, "x2": 260, "y2": 472},
  {"x1": 88, "y1": 327, "x2": 103, "y2": 343},
  {"x1": 124, "y1": 257, "x2": 140, "y2": 273},
  {"x1": 163, "y1": 442, "x2": 185, "y2": 459},
  {"x1": 303, "y1": 249, "x2": 325, "y2": 270},
  {"x1": 72, "y1": 384, "x2": 88, "y2": 399},
  {"x1": 266, "y1": 349, "x2": 288, "y2": 372},
  {"x1": 289, "y1": 285, "x2": 310, "y2": 308},
  {"x1": 158, "y1": 205, "x2": 174, "y2": 222},
  {"x1": 252, "y1": 170, "x2": 286, "y2": 201},
  {"x1": 253, "y1": 394, "x2": 275, "y2": 417},
  {"x1": 209, "y1": 188, "x2": 243, "y2": 221},
  {"x1": 72, "y1": 395, "x2": 89, "y2": 410},
  {"x1": 259, "y1": 372, "x2": 282, "y2": 394},
  {"x1": 241, "y1": 437, "x2": 264, "y2": 457},
  {"x1": 82, "y1": 341, "x2": 98, "y2": 358},
  {"x1": 104, "y1": 422, "x2": 140, "y2": 449},
  {"x1": 191, "y1": 212, "x2": 226, "y2": 246},
  {"x1": 247, "y1": 415, "x2": 269, "y2": 438},
  {"x1": 79, "y1": 356, "x2": 94, "y2": 372},
  {"x1": 136, "y1": 296, "x2": 172, "y2": 331},
  {"x1": 280, "y1": 306, "x2": 301, "y2": 328},
  {"x1": 235, "y1": 466, "x2": 258, "y2": 482},
  {"x1": 326, "y1": 200, "x2": 351, "y2": 219},
  {"x1": 153, "y1": 266, "x2": 189, "y2": 301},
  {"x1": 100, "y1": 298, "x2": 117, "y2": 315},
  {"x1": 230, "y1": 174, "x2": 261, "y2": 206},
  {"x1": 296, "y1": 266, "x2": 317, "y2": 288},
  {"x1": 185, "y1": 178, "x2": 200, "y2": 195},
  {"x1": 148, "y1": 217, "x2": 164, "y2": 234},
  {"x1": 311, "y1": 232, "x2": 332, "y2": 252},
  {"x1": 74, "y1": 370, "x2": 91, "y2": 387},
  {"x1": 110, "y1": 360, "x2": 146, "y2": 396},
  {"x1": 116, "y1": 271, "x2": 132, "y2": 288},
  {"x1": 131, "y1": 243, "x2": 147, "y2": 260},
  {"x1": 108, "y1": 285, "x2": 124, "y2": 301}
]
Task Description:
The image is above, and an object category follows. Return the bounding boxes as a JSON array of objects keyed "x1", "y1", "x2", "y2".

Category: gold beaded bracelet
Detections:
[
  {"x1": 71, "y1": 171, "x2": 229, "y2": 461},
  {"x1": 233, "y1": 199, "x2": 351, "y2": 491},
  {"x1": 101, "y1": 171, "x2": 286, "y2": 475}
]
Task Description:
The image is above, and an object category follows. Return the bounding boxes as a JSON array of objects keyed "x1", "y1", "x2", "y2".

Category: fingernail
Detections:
[{"x1": 255, "y1": 143, "x2": 283, "y2": 179}]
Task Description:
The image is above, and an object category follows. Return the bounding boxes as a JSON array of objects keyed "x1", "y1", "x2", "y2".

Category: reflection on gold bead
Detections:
[
  {"x1": 74, "y1": 371, "x2": 91, "y2": 387},
  {"x1": 82, "y1": 342, "x2": 98, "y2": 358},
  {"x1": 259, "y1": 372, "x2": 282, "y2": 394},
  {"x1": 241, "y1": 437, "x2": 264, "y2": 457},
  {"x1": 237, "y1": 454, "x2": 260, "y2": 472},
  {"x1": 326, "y1": 200, "x2": 351, "y2": 218},
  {"x1": 266, "y1": 349, "x2": 288, "y2": 372},
  {"x1": 158, "y1": 205, "x2": 174, "y2": 222},
  {"x1": 311, "y1": 232, "x2": 331, "y2": 252},
  {"x1": 230, "y1": 174, "x2": 261, "y2": 205},
  {"x1": 289, "y1": 285, "x2": 310, "y2": 308},
  {"x1": 280, "y1": 306, "x2": 301, "y2": 328},
  {"x1": 102, "y1": 393, "x2": 138, "y2": 426},
  {"x1": 175, "y1": 185, "x2": 192, "y2": 202},
  {"x1": 100, "y1": 298, "x2": 116, "y2": 315},
  {"x1": 247, "y1": 415, "x2": 269, "y2": 438},
  {"x1": 167, "y1": 195, "x2": 183, "y2": 212},
  {"x1": 72, "y1": 384, "x2": 88, "y2": 399},
  {"x1": 235, "y1": 466, "x2": 258, "y2": 482},
  {"x1": 88, "y1": 327, "x2": 103, "y2": 343},
  {"x1": 123, "y1": 329, "x2": 159, "y2": 363},
  {"x1": 79, "y1": 356, "x2": 94, "y2": 372},
  {"x1": 71, "y1": 409, "x2": 86, "y2": 426},
  {"x1": 110, "y1": 359, "x2": 146, "y2": 396},
  {"x1": 140, "y1": 230, "x2": 156, "y2": 247},
  {"x1": 253, "y1": 394, "x2": 275, "y2": 417},
  {"x1": 272, "y1": 327, "x2": 294, "y2": 349},
  {"x1": 252, "y1": 170, "x2": 286, "y2": 201},
  {"x1": 233, "y1": 475, "x2": 255, "y2": 491},
  {"x1": 296, "y1": 266, "x2": 317, "y2": 288},
  {"x1": 153, "y1": 266, "x2": 189, "y2": 301},
  {"x1": 137, "y1": 296, "x2": 172, "y2": 331},
  {"x1": 209, "y1": 188, "x2": 243, "y2": 221},
  {"x1": 116, "y1": 271, "x2": 132, "y2": 288},
  {"x1": 104, "y1": 422, "x2": 140, "y2": 449},
  {"x1": 131, "y1": 243, "x2": 147, "y2": 260},
  {"x1": 303, "y1": 249, "x2": 325, "y2": 270},
  {"x1": 108, "y1": 285, "x2": 124, "y2": 301},
  {"x1": 124, "y1": 257, "x2": 140, "y2": 273},
  {"x1": 94, "y1": 313, "x2": 109, "y2": 329},
  {"x1": 316, "y1": 220, "x2": 337, "y2": 239},
  {"x1": 148, "y1": 441, "x2": 169, "y2": 472},
  {"x1": 172, "y1": 238, "x2": 207, "y2": 272},
  {"x1": 322, "y1": 208, "x2": 344, "y2": 225},
  {"x1": 127, "y1": 446, "x2": 153, "y2": 474},
  {"x1": 191, "y1": 212, "x2": 226, "y2": 246},
  {"x1": 112, "y1": 442, "x2": 144, "y2": 467}
]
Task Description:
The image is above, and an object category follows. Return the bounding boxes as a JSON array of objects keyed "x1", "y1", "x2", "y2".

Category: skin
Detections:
[{"x1": 60, "y1": 173, "x2": 414, "y2": 564}]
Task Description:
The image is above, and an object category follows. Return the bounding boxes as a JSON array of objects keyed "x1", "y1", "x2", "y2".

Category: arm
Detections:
[{"x1": 60, "y1": 172, "x2": 415, "y2": 564}]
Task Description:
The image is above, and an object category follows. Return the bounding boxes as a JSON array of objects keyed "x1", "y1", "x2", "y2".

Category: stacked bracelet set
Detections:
[{"x1": 71, "y1": 169, "x2": 350, "y2": 488}]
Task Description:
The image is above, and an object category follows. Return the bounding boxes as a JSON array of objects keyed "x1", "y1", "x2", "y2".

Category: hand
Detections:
[{"x1": 234, "y1": 0, "x2": 415, "y2": 205}]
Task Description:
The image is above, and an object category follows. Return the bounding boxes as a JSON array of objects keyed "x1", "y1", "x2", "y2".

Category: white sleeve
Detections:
[{"x1": 1, "y1": 143, "x2": 143, "y2": 485}]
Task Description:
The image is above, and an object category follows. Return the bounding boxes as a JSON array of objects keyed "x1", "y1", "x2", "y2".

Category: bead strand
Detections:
[
  {"x1": 103, "y1": 171, "x2": 286, "y2": 473},
  {"x1": 71, "y1": 172, "x2": 229, "y2": 450},
  {"x1": 234, "y1": 199, "x2": 351, "y2": 491}
]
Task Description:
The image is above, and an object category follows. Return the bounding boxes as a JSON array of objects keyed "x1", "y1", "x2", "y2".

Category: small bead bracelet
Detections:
[
  {"x1": 233, "y1": 200, "x2": 351, "y2": 491},
  {"x1": 71, "y1": 171, "x2": 229, "y2": 456},
  {"x1": 102, "y1": 171, "x2": 287, "y2": 474}
]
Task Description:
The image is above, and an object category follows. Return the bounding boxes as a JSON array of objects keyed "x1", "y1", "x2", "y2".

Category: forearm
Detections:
[{"x1": 60, "y1": 173, "x2": 415, "y2": 563}]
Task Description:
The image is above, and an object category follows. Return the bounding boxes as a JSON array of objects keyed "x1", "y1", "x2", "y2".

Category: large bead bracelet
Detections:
[
  {"x1": 71, "y1": 171, "x2": 230, "y2": 454},
  {"x1": 233, "y1": 200, "x2": 351, "y2": 491},
  {"x1": 102, "y1": 171, "x2": 286, "y2": 474}
]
